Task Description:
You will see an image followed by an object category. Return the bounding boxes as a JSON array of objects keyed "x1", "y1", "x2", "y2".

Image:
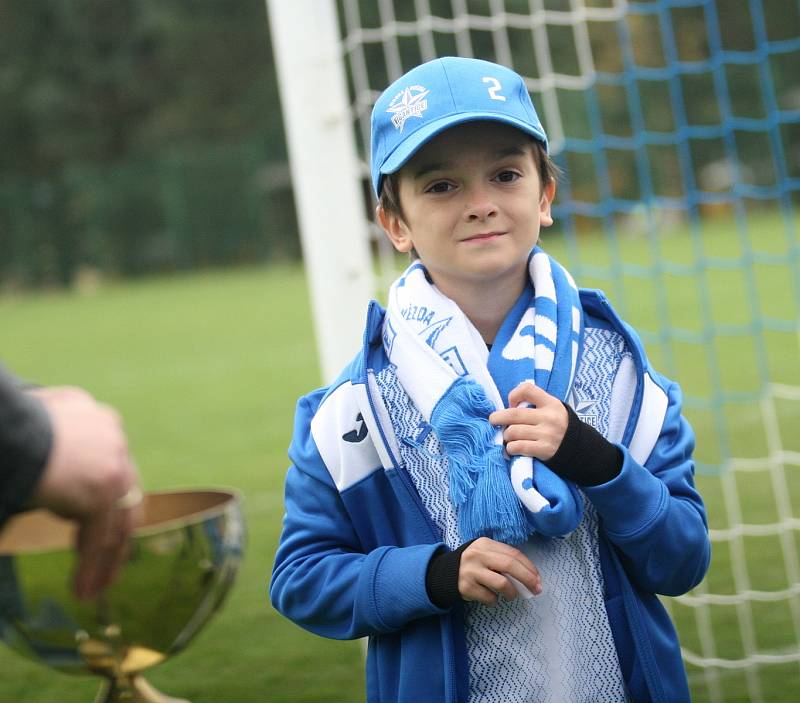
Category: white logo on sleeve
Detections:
[{"x1": 387, "y1": 86, "x2": 430, "y2": 131}]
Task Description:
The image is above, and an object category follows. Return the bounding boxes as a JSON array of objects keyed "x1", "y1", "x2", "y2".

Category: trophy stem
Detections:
[{"x1": 94, "y1": 674, "x2": 191, "y2": 703}]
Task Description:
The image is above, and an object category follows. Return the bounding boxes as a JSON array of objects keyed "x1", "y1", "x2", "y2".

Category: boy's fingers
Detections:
[
  {"x1": 489, "y1": 407, "x2": 526, "y2": 426},
  {"x1": 502, "y1": 422, "x2": 539, "y2": 442},
  {"x1": 490, "y1": 404, "x2": 554, "y2": 427},
  {"x1": 463, "y1": 539, "x2": 542, "y2": 597},
  {"x1": 494, "y1": 557, "x2": 541, "y2": 595},
  {"x1": 496, "y1": 546, "x2": 541, "y2": 584},
  {"x1": 506, "y1": 437, "x2": 560, "y2": 461},
  {"x1": 458, "y1": 566, "x2": 513, "y2": 604},
  {"x1": 505, "y1": 572, "x2": 538, "y2": 599},
  {"x1": 460, "y1": 567, "x2": 540, "y2": 604},
  {"x1": 507, "y1": 381, "x2": 550, "y2": 407},
  {"x1": 466, "y1": 536, "x2": 527, "y2": 560},
  {"x1": 469, "y1": 537, "x2": 538, "y2": 572},
  {"x1": 479, "y1": 568, "x2": 520, "y2": 599},
  {"x1": 462, "y1": 582, "x2": 501, "y2": 606},
  {"x1": 496, "y1": 575, "x2": 526, "y2": 601}
]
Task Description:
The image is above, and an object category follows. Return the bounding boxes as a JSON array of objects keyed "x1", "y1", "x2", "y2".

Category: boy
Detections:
[{"x1": 270, "y1": 57, "x2": 710, "y2": 703}]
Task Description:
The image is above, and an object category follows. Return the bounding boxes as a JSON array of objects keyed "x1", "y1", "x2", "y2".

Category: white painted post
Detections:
[{"x1": 266, "y1": 0, "x2": 374, "y2": 384}]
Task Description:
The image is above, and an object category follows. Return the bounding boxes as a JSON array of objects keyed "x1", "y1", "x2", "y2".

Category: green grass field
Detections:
[
  {"x1": 0, "y1": 265, "x2": 366, "y2": 702},
  {"x1": 0, "y1": 209, "x2": 798, "y2": 701}
]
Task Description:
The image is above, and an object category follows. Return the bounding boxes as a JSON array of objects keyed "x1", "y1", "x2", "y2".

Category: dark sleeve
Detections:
[
  {"x1": 0, "y1": 364, "x2": 53, "y2": 526},
  {"x1": 425, "y1": 539, "x2": 475, "y2": 609},
  {"x1": 544, "y1": 403, "x2": 622, "y2": 487}
]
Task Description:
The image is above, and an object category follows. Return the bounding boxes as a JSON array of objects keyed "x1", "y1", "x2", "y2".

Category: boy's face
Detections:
[{"x1": 378, "y1": 122, "x2": 554, "y2": 299}]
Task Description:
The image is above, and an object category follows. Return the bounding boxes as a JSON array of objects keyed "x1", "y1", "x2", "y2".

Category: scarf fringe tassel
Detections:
[{"x1": 431, "y1": 378, "x2": 529, "y2": 545}]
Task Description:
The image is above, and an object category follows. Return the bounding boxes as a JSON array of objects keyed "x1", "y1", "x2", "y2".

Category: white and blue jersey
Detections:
[{"x1": 270, "y1": 289, "x2": 710, "y2": 703}]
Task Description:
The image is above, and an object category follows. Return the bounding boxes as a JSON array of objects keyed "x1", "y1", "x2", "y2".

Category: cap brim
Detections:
[{"x1": 379, "y1": 112, "x2": 548, "y2": 186}]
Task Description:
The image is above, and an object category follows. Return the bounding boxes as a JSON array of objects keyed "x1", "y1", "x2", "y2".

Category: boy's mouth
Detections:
[{"x1": 463, "y1": 231, "x2": 505, "y2": 243}]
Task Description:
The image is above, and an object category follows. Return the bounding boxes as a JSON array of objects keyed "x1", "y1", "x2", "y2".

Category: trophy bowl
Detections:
[{"x1": 0, "y1": 489, "x2": 245, "y2": 703}]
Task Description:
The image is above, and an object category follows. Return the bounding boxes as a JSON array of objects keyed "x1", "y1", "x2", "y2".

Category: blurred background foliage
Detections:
[
  {"x1": 0, "y1": 0, "x2": 297, "y2": 289},
  {"x1": 1, "y1": 0, "x2": 797, "y2": 289}
]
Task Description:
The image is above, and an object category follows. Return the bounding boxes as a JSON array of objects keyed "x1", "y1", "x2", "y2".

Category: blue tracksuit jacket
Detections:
[{"x1": 270, "y1": 290, "x2": 711, "y2": 703}]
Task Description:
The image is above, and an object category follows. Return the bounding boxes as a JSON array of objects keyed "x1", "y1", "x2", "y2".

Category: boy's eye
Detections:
[
  {"x1": 495, "y1": 170, "x2": 520, "y2": 183},
  {"x1": 425, "y1": 181, "x2": 454, "y2": 194}
]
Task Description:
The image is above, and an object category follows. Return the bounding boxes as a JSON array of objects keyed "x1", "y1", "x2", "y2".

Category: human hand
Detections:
[
  {"x1": 458, "y1": 537, "x2": 542, "y2": 606},
  {"x1": 27, "y1": 386, "x2": 141, "y2": 599},
  {"x1": 488, "y1": 382, "x2": 568, "y2": 462}
]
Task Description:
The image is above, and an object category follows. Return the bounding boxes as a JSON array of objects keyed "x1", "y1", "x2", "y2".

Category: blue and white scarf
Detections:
[{"x1": 382, "y1": 247, "x2": 584, "y2": 544}]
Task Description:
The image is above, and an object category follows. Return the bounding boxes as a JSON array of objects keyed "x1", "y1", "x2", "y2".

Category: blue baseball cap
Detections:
[{"x1": 370, "y1": 56, "x2": 549, "y2": 196}]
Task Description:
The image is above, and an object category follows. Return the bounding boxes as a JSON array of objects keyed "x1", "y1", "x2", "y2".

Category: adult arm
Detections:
[
  {"x1": 0, "y1": 364, "x2": 52, "y2": 526},
  {"x1": 1, "y1": 369, "x2": 140, "y2": 599},
  {"x1": 27, "y1": 386, "x2": 140, "y2": 599}
]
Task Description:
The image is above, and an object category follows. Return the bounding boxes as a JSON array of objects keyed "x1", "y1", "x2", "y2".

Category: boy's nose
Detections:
[{"x1": 464, "y1": 188, "x2": 498, "y2": 221}]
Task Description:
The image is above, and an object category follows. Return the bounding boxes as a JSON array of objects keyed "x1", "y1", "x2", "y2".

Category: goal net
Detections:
[{"x1": 268, "y1": 1, "x2": 800, "y2": 700}]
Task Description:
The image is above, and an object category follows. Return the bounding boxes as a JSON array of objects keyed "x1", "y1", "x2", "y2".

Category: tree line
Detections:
[
  {"x1": 0, "y1": 0, "x2": 294, "y2": 287},
  {"x1": 1, "y1": 0, "x2": 795, "y2": 288}
]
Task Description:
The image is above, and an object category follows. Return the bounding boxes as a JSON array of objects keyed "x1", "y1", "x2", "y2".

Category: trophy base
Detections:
[{"x1": 95, "y1": 674, "x2": 191, "y2": 703}]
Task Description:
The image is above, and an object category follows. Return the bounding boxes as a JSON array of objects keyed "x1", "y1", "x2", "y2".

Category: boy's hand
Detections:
[
  {"x1": 459, "y1": 537, "x2": 542, "y2": 606},
  {"x1": 488, "y1": 382, "x2": 568, "y2": 461}
]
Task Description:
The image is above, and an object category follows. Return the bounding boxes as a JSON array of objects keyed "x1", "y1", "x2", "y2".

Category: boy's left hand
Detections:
[{"x1": 488, "y1": 382, "x2": 568, "y2": 461}]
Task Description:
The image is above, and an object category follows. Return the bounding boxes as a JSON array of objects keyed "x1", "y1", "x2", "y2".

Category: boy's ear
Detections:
[
  {"x1": 376, "y1": 205, "x2": 414, "y2": 253},
  {"x1": 539, "y1": 180, "x2": 556, "y2": 228}
]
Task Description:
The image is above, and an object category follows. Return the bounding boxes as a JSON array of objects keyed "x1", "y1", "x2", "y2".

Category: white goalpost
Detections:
[
  {"x1": 267, "y1": 1, "x2": 800, "y2": 700},
  {"x1": 266, "y1": 0, "x2": 375, "y2": 383}
]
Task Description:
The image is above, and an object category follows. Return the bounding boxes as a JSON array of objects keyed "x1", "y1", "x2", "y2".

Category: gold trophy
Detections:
[{"x1": 0, "y1": 489, "x2": 245, "y2": 703}]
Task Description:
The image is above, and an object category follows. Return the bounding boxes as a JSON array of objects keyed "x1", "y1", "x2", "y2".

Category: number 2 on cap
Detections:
[{"x1": 482, "y1": 76, "x2": 507, "y2": 101}]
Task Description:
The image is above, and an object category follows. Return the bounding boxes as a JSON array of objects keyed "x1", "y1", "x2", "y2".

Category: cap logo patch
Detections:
[{"x1": 386, "y1": 85, "x2": 430, "y2": 132}]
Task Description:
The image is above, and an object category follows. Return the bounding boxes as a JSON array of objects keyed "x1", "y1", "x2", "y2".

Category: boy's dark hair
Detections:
[{"x1": 378, "y1": 138, "x2": 558, "y2": 229}]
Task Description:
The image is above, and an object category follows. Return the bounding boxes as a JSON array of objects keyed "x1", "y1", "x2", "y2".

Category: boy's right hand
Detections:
[{"x1": 459, "y1": 537, "x2": 542, "y2": 606}]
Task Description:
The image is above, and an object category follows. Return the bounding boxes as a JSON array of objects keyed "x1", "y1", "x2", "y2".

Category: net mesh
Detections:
[{"x1": 326, "y1": 0, "x2": 800, "y2": 699}]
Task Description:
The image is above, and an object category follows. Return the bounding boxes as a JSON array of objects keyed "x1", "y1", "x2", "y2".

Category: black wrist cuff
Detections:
[
  {"x1": 425, "y1": 539, "x2": 475, "y2": 609},
  {"x1": 545, "y1": 403, "x2": 622, "y2": 487}
]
